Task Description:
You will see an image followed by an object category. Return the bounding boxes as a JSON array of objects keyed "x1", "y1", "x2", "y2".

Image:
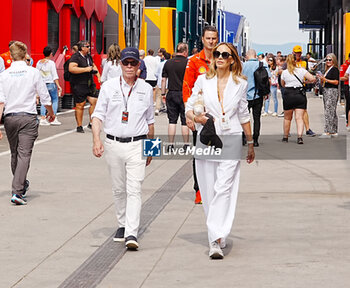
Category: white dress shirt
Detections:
[
  {"x1": 185, "y1": 73, "x2": 250, "y2": 135},
  {"x1": 0, "y1": 61, "x2": 51, "y2": 114},
  {"x1": 36, "y1": 59, "x2": 59, "y2": 83},
  {"x1": 92, "y1": 76, "x2": 155, "y2": 137},
  {"x1": 101, "y1": 60, "x2": 122, "y2": 83}
]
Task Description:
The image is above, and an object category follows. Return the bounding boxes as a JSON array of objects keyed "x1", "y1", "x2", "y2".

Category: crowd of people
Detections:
[{"x1": 0, "y1": 27, "x2": 349, "y2": 260}]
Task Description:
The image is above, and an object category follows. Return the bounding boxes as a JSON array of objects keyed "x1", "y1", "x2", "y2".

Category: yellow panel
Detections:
[
  {"x1": 139, "y1": 0, "x2": 146, "y2": 50},
  {"x1": 118, "y1": 0, "x2": 126, "y2": 49},
  {"x1": 145, "y1": 8, "x2": 161, "y2": 29},
  {"x1": 139, "y1": 22, "x2": 147, "y2": 51},
  {"x1": 107, "y1": 0, "x2": 118, "y2": 13},
  {"x1": 344, "y1": 13, "x2": 350, "y2": 60},
  {"x1": 160, "y1": 8, "x2": 175, "y2": 55}
]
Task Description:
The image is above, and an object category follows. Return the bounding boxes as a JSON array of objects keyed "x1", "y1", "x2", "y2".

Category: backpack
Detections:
[
  {"x1": 254, "y1": 62, "x2": 270, "y2": 97},
  {"x1": 63, "y1": 58, "x2": 71, "y2": 81}
]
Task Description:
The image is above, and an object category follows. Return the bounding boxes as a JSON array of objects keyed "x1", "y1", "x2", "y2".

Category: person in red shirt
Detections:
[
  {"x1": 183, "y1": 26, "x2": 218, "y2": 204},
  {"x1": 340, "y1": 53, "x2": 350, "y2": 127},
  {"x1": 0, "y1": 41, "x2": 16, "y2": 69}
]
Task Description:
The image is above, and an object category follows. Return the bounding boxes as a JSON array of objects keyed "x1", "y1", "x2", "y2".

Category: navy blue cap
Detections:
[{"x1": 120, "y1": 47, "x2": 140, "y2": 62}]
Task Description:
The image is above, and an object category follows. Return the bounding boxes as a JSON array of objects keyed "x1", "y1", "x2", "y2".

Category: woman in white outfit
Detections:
[
  {"x1": 186, "y1": 42, "x2": 255, "y2": 259},
  {"x1": 101, "y1": 43, "x2": 122, "y2": 83}
]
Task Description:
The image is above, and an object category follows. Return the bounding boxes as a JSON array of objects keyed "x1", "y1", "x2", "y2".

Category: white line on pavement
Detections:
[{"x1": 0, "y1": 128, "x2": 76, "y2": 157}]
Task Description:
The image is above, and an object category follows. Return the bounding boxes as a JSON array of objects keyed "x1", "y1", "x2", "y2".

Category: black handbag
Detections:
[{"x1": 293, "y1": 73, "x2": 306, "y2": 97}]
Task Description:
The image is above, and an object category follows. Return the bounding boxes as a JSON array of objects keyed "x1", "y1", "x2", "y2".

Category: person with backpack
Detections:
[{"x1": 242, "y1": 49, "x2": 270, "y2": 147}]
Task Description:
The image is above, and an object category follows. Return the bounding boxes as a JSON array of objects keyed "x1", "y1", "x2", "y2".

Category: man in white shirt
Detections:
[
  {"x1": 92, "y1": 47, "x2": 154, "y2": 250},
  {"x1": 0, "y1": 41, "x2": 54, "y2": 205},
  {"x1": 144, "y1": 49, "x2": 158, "y2": 105}
]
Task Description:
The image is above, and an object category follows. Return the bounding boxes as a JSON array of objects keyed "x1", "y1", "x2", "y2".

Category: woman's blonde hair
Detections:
[
  {"x1": 206, "y1": 42, "x2": 246, "y2": 84},
  {"x1": 286, "y1": 54, "x2": 297, "y2": 74},
  {"x1": 10, "y1": 41, "x2": 27, "y2": 61},
  {"x1": 325, "y1": 53, "x2": 338, "y2": 71},
  {"x1": 107, "y1": 43, "x2": 121, "y2": 64}
]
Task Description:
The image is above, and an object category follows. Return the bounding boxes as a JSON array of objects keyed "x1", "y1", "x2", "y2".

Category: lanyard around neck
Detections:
[{"x1": 120, "y1": 76, "x2": 136, "y2": 111}]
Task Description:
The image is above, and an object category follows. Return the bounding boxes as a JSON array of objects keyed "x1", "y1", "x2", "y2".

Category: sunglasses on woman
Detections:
[
  {"x1": 121, "y1": 59, "x2": 139, "y2": 66},
  {"x1": 213, "y1": 51, "x2": 233, "y2": 59},
  {"x1": 326, "y1": 59, "x2": 332, "y2": 62}
]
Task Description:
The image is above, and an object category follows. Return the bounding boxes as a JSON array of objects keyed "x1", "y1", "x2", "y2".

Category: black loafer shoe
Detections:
[
  {"x1": 113, "y1": 227, "x2": 125, "y2": 242},
  {"x1": 253, "y1": 140, "x2": 259, "y2": 147}
]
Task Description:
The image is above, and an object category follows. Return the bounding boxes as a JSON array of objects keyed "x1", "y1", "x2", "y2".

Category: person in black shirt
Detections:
[
  {"x1": 69, "y1": 40, "x2": 101, "y2": 133},
  {"x1": 317, "y1": 53, "x2": 340, "y2": 138},
  {"x1": 161, "y1": 43, "x2": 189, "y2": 148}
]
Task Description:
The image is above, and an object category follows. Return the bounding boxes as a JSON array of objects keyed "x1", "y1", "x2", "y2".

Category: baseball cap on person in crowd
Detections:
[
  {"x1": 293, "y1": 45, "x2": 302, "y2": 53},
  {"x1": 257, "y1": 52, "x2": 263, "y2": 56},
  {"x1": 120, "y1": 47, "x2": 140, "y2": 62}
]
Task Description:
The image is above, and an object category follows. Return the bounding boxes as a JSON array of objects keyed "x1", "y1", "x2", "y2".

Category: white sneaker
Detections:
[
  {"x1": 39, "y1": 118, "x2": 50, "y2": 126},
  {"x1": 155, "y1": 109, "x2": 159, "y2": 116},
  {"x1": 50, "y1": 117, "x2": 61, "y2": 126},
  {"x1": 330, "y1": 133, "x2": 338, "y2": 137},
  {"x1": 219, "y1": 238, "x2": 226, "y2": 249},
  {"x1": 272, "y1": 112, "x2": 278, "y2": 117},
  {"x1": 261, "y1": 112, "x2": 268, "y2": 117},
  {"x1": 318, "y1": 133, "x2": 331, "y2": 139},
  {"x1": 209, "y1": 241, "x2": 224, "y2": 259}
]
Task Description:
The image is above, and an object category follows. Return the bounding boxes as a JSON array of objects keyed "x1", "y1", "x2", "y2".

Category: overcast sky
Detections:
[{"x1": 221, "y1": 0, "x2": 309, "y2": 45}]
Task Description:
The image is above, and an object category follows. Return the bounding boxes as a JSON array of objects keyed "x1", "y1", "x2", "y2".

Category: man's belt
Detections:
[
  {"x1": 106, "y1": 134, "x2": 147, "y2": 143},
  {"x1": 4, "y1": 112, "x2": 36, "y2": 117}
]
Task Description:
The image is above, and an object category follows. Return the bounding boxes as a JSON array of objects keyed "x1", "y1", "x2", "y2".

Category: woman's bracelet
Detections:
[{"x1": 247, "y1": 140, "x2": 254, "y2": 144}]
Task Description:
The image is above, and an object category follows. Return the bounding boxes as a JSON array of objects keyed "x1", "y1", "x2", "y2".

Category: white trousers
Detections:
[
  {"x1": 195, "y1": 159, "x2": 240, "y2": 243},
  {"x1": 104, "y1": 138, "x2": 146, "y2": 238}
]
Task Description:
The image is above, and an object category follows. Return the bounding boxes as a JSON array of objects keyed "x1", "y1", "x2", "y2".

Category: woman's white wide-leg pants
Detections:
[{"x1": 195, "y1": 159, "x2": 241, "y2": 243}]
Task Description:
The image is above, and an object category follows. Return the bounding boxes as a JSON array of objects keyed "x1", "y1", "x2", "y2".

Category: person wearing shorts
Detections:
[
  {"x1": 161, "y1": 43, "x2": 189, "y2": 150},
  {"x1": 69, "y1": 40, "x2": 101, "y2": 133}
]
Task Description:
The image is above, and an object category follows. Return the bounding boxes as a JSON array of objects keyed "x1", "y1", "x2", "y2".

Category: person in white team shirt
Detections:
[
  {"x1": 143, "y1": 49, "x2": 158, "y2": 104},
  {"x1": 0, "y1": 41, "x2": 54, "y2": 205},
  {"x1": 92, "y1": 47, "x2": 154, "y2": 250},
  {"x1": 36, "y1": 46, "x2": 62, "y2": 126},
  {"x1": 101, "y1": 43, "x2": 122, "y2": 83}
]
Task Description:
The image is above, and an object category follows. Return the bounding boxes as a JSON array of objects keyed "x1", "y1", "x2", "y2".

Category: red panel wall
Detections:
[
  {"x1": 31, "y1": 0, "x2": 49, "y2": 63},
  {"x1": 12, "y1": 0, "x2": 32, "y2": 53},
  {"x1": 72, "y1": 0, "x2": 81, "y2": 17},
  {"x1": 49, "y1": 0, "x2": 64, "y2": 12},
  {"x1": 0, "y1": 0, "x2": 12, "y2": 53},
  {"x1": 60, "y1": 5, "x2": 72, "y2": 49},
  {"x1": 81, "y1": 0, "x2": 94, "y2": 19},
  {"x1": 94, "y1": 0, "x2": 107, "y2": 22}
]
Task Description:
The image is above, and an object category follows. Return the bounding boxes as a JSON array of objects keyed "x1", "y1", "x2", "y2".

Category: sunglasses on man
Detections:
[
  {"x1": 213, "y1": 51, "x2": 233, "y2": 59},
  {"x1": 121, "y1": 59, "x2": 139, "y2": 66}
]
